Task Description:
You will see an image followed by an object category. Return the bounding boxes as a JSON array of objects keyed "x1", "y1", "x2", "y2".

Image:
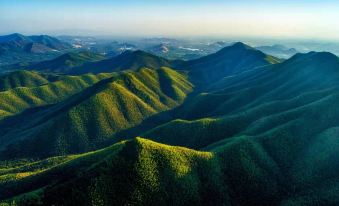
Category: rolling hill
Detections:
[
  {"x1": 0, "y1": 71, "x2": 111, "y2": 119},
  {"x1": 142, "y1": 52, "x2": 339, "y2": 147},
  {"x1": 0, "y1": 67, "x2": 193, "y2": 159},
  {"x1": 0, "y1": 70, "x2": 59, "y2": 91},
  {"x1": 0, "y1": 138, "x2": 227, "y2": 206},
  {"x1": 1, "y1": 42, "x2": 339, "y2": 205}
]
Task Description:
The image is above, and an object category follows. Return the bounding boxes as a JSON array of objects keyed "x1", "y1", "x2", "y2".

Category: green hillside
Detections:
[
  {"x1": 2, "y1": 135, "x2": 338, "y2": 205},
  {"x1": 0, "y1": 72, "x2": 111, "y2": 119},
  {"x1": 69, "y1": 50, "x2": 177, "y2": 74},
  {"x1": 0, "y1": 138, "x2": 228, "y2": 206},
  {"x1": 0, "y1": 70, "x2": 59, "y2": 91},
  {"x1": 0, "y1": 67, "x2": 193, "y2": 159}
]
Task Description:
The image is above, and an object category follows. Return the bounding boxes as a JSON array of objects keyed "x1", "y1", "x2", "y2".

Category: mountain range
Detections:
[
  {"x1": 256, "y1": 44, "x2": 299, "y2": 58},
  {"x1": 0, "y1": 33, "x2": 72, "y2": 68},
  {"x1": 0, "y1": 41, "x2": 339, "y2": 205}
]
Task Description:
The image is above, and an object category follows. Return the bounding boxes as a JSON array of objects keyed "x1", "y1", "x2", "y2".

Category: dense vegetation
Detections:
[
  {"x1": 0, "y1": 71, "x2": 111, "y2": 119},
  {"x1": 1, "y1": 42, "x2": 339, "y2": 205},
  {"x1": 0, "y1": 67, "x2": 193, "y2": 159}
]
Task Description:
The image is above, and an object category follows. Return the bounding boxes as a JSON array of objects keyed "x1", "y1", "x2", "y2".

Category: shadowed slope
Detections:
[
  {"x1": 26, "y1": 51, "x2": 106, "y2": 73},
  {"x1": 183, "y1": 42, "x2": 280, "y2": 84},
  {"x1": 143, "y1": 52, "x2": 339, "y2": 148}
]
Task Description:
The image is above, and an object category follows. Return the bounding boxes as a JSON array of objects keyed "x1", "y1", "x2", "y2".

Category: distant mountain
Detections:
[
  {"x1": 0, "y1": 33, "x2": 70, "y2": 54},
  {"x1": 25, "y1": 51, "x2": 106, "y2": 73},
  {"x1": 182, "y1": 42, "x2": 281, "y2": 84},
  {"x1": 256, "y1": 44, "x2": 299, "y2": 58},
  {"x1": 0, "y1": 33, "x2": 72, "y2": 68},
  {"x1": 147, "y1": 43, "x2": 170, "y2": 54},
  {"x1": 69, "y1": 50, "x2": 176, "y2": 74}
]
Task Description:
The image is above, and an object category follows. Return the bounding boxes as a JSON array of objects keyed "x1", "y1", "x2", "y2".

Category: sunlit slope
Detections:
[
  {"x1": 0, "y1": 138, "x2": 227, "y2": 206},
  {"x1": 0, "y1": 67, "x2": 193, "y2": 159},
  {"x1": 0, "y1": 72, "x2": 111, "y2": 119},
  {"x1": 0, "y1": 70, "x2": 58, "y2": 91},
  {"x1": 2, "y1": 135, "x2": 336, "y2": 205}
]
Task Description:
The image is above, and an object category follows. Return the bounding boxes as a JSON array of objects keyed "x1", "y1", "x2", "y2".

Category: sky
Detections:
[{"x1": 1, "y1": 0, "x2": 339, "y2": 40}]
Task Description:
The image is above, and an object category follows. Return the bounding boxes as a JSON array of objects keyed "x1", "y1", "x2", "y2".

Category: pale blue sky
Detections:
[{"x1": 1, "y1": 0, "x2": 339, "y2": 40}]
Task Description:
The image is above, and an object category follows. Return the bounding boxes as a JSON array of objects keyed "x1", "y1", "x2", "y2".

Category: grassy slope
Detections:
[
  {"x1": 0, "y1": 70, "x2": 58, "y2": 91},
  {"x1": 0, "y1": 138, "x2": 227, "y2": 206},
  {"x1": 0, "y1": 67, "x2": 193, "y2": 159},
  {"x1": 0, "y1": 72, "x2": 111, "y2": 119}
]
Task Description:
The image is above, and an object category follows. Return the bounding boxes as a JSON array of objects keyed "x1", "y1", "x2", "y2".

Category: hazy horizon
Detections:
[{"x1": 1, "y1": 0, "x2": 339, "y2": 41}]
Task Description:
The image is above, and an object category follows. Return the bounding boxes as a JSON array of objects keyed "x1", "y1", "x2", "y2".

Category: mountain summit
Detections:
[{"x1": 182, "y1": 42, "x2": 280, "y2": 84}]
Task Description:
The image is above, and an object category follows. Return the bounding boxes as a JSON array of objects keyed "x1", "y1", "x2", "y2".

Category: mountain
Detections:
[
  {"x1": 3, "y1": 41, "x2": 339, "y2": 205},
  {"x1": 0, "y1": 67, "x2": 193, "y2": 159},
  {"x1": 67, "y1": 50, "x2": 176, "y2": 74},
  {"x1": 143, "y1": 52, "x2": 339, "y2": 147},
  {"x1": 0, "y1": 138, "x2": 227, "y2": 205},
  {"x1": 25, "y1": 51, "x2": 106, "y2": 73},
  {"x1": 256, "y1": 44, "x2": 299, "y2": 58},
  {"x1": 182, "y1": 42, "x2": 281, "y2": 84},
  {"x1": 132, "y1": 51, "x2": 339, "y2": 205}
]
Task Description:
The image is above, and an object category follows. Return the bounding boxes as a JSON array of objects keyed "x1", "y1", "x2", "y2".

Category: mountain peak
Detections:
[
  {"x1": 231, "y1": 42, "x2": 253, "y2": 49},
  {"x1": 0, "y1": 33, "x2": 29, "y2": 43},
  {"x1": 289, "y1": 51, "x2": 338, "y2": 63}
]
